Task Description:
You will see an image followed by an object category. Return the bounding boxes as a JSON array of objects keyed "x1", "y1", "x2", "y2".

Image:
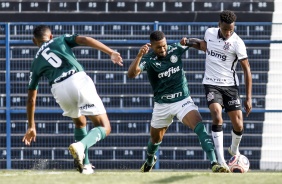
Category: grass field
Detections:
[{"x1": 1, "y1": 170, "x2": 282, "y2": 184}]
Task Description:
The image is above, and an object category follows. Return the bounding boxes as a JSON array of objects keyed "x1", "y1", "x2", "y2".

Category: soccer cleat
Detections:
[
  {"x1": 211, "y1": 162, "x2": 231, "y2": 173},
  {"x1": 220, "y1": 162, "x2": 231, "y2": 173},
  {"x1": 140, "y1": 155, "x2": 157, "y2": 173},
  {"x1": 228, "y1": 146, "x2": 240, "y2": 156},
  {"x1": 69, "y1": 142, "x2": 85, "y2": 173},
  {"x1": 82, "y1": 164, "x2": 95, "y2": 175}
]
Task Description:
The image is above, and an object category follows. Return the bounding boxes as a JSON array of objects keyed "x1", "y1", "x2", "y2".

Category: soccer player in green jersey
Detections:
[
  {"x1": 128, "y1": 30, "x2": 229, "y2": 173},
  {"x1": 22, "y1": 25, "x2": 123, "y2": 174}
]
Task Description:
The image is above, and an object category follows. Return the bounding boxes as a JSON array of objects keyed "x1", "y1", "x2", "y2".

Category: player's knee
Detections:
[
  {"x1": 213, "y1": 116, "x2": 223, "y2": 124},
  {"x1": 210, "y1": 109, "x2": 223, "y2": 123},
  {"x1": 232, "y1": 120, "x2": 244, "y2": 132},
  {"x1": 211, "y1": 113, "x2": 223, "y2": 124}
]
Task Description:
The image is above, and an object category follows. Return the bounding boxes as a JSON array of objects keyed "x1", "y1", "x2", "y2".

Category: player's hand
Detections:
[
  {"x1": 110, "y1": 51, "x2": 123, "y2": 66},
  {"x1": 22, "y1": 127, "x2": 37, "y2": 146},
  {"x1": 180, "y1": 37, "x2": 188, "y2": 46},
  {"x1": 244, "y1": 98, "x2": 252, "y2": 117},
  {"x1": 138, "y1": 43, "x2": 151, "y2": 57}
]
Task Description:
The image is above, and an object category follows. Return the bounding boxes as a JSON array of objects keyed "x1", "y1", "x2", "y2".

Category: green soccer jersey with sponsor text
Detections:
[
  {"x1": 28, "y1": 34, "x2": 84, "y2": 90},
  {"x1": 139, "y1": 43, "x2": 190, "y2": 103}
]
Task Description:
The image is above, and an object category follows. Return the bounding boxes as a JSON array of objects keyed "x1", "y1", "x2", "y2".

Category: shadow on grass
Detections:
[{"x1": 153, "y1": 174, "x2": 194, "y2": 183}]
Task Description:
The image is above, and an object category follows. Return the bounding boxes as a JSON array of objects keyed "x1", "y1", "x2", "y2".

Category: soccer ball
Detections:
[{"x1": 227, "y1": 154, "x2": 250, "y2": 173}]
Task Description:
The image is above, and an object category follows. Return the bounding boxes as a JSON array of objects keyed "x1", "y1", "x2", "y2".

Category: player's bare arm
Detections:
[
  {"x1": 200, "y1": 40, "x2": 207, "y2": 52},
  {"x1": 180, "y1": 37, "x2": 205, "y2": 51},
  {"x1": 75, "y1": 36, "x2": 123, "y2": 66},
  {"x1": 23, "y1": 89, "x2": 38, "y2": 145},
  {"x1": 128, "y1": 43, "x2": 150, "y2": 78},
  {"x1": 240, "y1": 58, "x2": 252, "y2": 117}
]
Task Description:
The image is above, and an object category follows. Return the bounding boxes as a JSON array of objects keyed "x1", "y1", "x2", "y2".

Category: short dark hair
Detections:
[
  {"x1": 219, "y1": 10, "x2": 237, "y2": 24},
  {"x1": 150, "y1": 30, "x2": 165, "y2": 42},
  {"x1": 33, "y1": 25, "x2": 51, "y2": 39}
]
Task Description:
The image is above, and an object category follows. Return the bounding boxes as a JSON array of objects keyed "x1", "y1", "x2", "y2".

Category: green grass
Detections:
[{"x1": 1, "y1": 170, "x2": 282, "y2": 184}]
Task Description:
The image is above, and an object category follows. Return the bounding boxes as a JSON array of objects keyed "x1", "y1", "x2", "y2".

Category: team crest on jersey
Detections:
[
  {"x1": 170, "y1": 55, "x2": 178, "y2": 63},
  {"x1": 223, "y1": 42, "x2": 231, "y2": 50},
  {"x1": 207, "y1": 92, "x2": 214, "y2": 102}
]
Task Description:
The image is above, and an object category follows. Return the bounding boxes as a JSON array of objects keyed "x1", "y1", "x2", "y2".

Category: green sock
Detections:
[
  {"x1": 194, "y1": 122, "x2": 217, "y2": 164},
  {"x1": 146, "y1": 140, "x2": 161, "y2": 165},
  {"x1": 74, "y1": 127, "x2": 90, "y2": 165},
  {"x1": 80, "y1": 127, "x2": 106, "y2": 149}
]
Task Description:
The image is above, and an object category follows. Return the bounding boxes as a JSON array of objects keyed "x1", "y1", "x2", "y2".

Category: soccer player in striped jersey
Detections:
[{"x1": 22, "y1": 25, "x2": 123, "y2": 174}]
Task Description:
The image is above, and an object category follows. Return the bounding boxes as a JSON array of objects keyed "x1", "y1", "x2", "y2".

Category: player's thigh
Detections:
[
  {"x1": 173, "y1": 97, "x2": 202, "y2": 130},
  {"x1": 51, "y1": 81, "x2": 78, "y2": 117},
  {"x1": 181, "y1": 110, "x2": 202, "y2": 130},
  {"x1": 151, "y1": 102, "x2": 173, "y2": 129},
  {"x1": 204, "y1": 84, "x2": 224, "y2": 108},
  {"x1": 222, "y1": 86, "x2": 242, "y2": 112},
  {"x1": 78, "y1": 76, "x2": 106, "y2": 116},
  {"x1": 204, "y1": 85, "x2": 225, "y2": 123}
]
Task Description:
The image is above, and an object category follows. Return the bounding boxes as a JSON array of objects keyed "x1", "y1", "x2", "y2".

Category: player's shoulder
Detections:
[
  {"x1": 169, "y1": 43, "x2": 179, "y2": 47},
  {"x1": 230, "y1": 32, "x2": 245, "y2": 45},
  {"x1": 232, "y1": 32, "x2": 244, "y2": 41},
  {"x1": 167, "y1": 43, "x2": 186, "y2": 53},
  {"x1": 142, "y1": 51, "x2": 156, "y2": 60},
  {"x1": 206, "y1": 27, "x2": 219, "y2": 35},
  {"x1": 54, "y1": 34, "x2": 77, "y2": 42},
  {"x1": 144, "y1": 50, "x2": 153, "y2": 56}
]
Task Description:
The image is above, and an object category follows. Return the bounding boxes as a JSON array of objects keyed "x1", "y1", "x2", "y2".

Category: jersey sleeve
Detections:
[
  {"x1": 28, "y1": 60, "x2": 41, "y2": 90},
  {"x1": 63, "y1": 34, "x2": 80, "y2": 48},
  {"x1": 175, "y1": 43, "x2": 189, "y2": 54},
  {"x1": 235, "y1": 38, "x2": 248, "y2": 60},
  {"x1": 204, "y1": 27, "x2": 215, "y2": 42},
  {"x1": 28, "y1": 71, "x2": 39, "y2": 90},
  {"x1": 204, "y1": 29, "x2": 208, "y2": 42}
]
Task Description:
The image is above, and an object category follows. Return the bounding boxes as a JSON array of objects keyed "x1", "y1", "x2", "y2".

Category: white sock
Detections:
[
  {"x1": 231, "y1": 130, "x2": 242, "y2": 155},
  {"x1": 212, "y1": 131, "x2": 225, "y2": 164}
]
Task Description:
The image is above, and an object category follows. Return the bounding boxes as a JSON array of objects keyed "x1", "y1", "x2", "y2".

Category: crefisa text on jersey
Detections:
[{"x1": 158, "y1": 66, "x2": 180, "y2": 78}]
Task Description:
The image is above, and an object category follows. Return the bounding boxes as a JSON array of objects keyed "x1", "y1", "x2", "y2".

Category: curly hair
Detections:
[
  {"x1": 33, "y1": 25, "x2": 51, "y2": 39},
  {"x1": 150, "y1": 30, "x2": 165, "y2": 42},
  {"x1": 219, "y1": 10, "x2": 237, "y2": 24}
]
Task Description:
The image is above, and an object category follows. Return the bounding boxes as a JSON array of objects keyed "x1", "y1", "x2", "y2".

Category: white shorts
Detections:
[
  {"x1": 151, "y1": 96, "x2": 198, "y2": 128},
  {"x1": 51, "y1": 71, "x2": 106, "y2": 118}
]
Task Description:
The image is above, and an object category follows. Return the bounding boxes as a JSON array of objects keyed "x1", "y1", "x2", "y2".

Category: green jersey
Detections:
[
  {"x1": 28, "y1": 34, "x2": 84, "y2": 90},
  {"x1": 139, "y1": 43, "x2": 190, "y2": 103}
]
